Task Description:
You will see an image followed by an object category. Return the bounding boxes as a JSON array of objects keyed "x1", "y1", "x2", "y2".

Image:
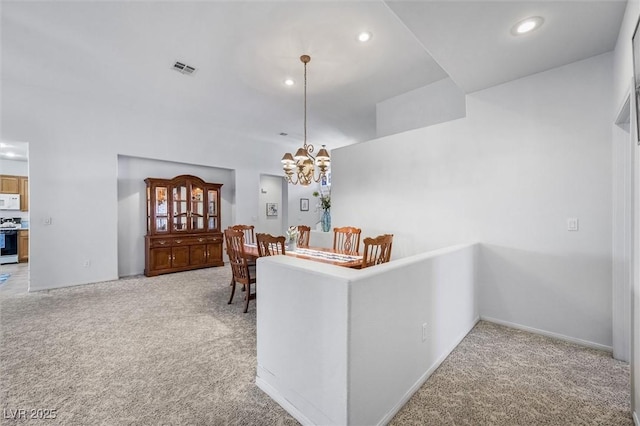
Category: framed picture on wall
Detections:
[
  {"x1": 320, "y1": 171, "x2": 331, "y2": 189},
  {"x1": 300, "y1": 198, "x2": 309, "y2": 211},
  {"x1": 266, "y1": 203, "x2": 278, "y2": 217},
  {"x1": 632, "y1": 16, "x2": 640, "y2": 143}
]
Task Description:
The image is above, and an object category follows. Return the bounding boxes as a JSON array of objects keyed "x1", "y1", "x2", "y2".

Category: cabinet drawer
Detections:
[
  {"x1": 149, "y1": 239, "x2": 172, "y2": 248},
  {"x1": 149, "y1": 236, "x2": 220, "y2": 248},
  {"x1": 173, "y1": 237, "x2": 203, "y2": 246}
]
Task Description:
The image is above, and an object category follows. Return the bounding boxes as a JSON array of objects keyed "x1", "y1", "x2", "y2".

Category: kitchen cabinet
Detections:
[
  {"x1": 19, "y1": 177, "x2": 28, "y2": 211},
  {"x1": 18, "y1": 229, "x2": 28, "y2": 263},
  {"x1": 0, "y1": 175, "x2": 19, "y2": 194},
  {"x1": 144, "y1": 174, "x2": 223, "y2": 277},
  {"x1": 0, "y1": 175, "x2": 28, "y2": 212}
]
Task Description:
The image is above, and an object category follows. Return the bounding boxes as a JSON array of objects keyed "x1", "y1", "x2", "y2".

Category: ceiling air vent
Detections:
[{"x1": 172, "y1": 61, "x2": 197, "y2": 75}]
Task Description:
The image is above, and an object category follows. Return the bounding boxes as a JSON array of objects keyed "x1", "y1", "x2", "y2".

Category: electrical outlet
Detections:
[
  {"x1": 43, "y1": 217, "x2": 52, "y2": 225},
  {"x1": 83, "y1": 259, "x2": 91, "y2": 268},
  {"x1": 567, "y1": 217, "x2": 579, "y2": 231},
  {"x1": 422, "y1": 323, "x2": 428, "y2": 342}
]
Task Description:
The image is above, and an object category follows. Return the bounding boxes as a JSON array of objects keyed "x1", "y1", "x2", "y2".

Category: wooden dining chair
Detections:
[
  {"x1": 256, "y1": 233, "x2": 286, "y2": 257},
  {"x1": 297, "y1": 225, "x2": 311, "y2": 248},
  {"x1": 333, "y1": 226, "x2": 362, "y2": 254},
  {"x1": 224, "y1": 228, "x2": 256, "y2": 313},
  {"x1": 361, "y1": 234, "x2": 394, "y2": 269},
  {"x1": 228, "y1": 224, "x2": 256, "y2": 245},
  {"x1": 228, "y1": 224, "x2": 257, "y2": 272}
]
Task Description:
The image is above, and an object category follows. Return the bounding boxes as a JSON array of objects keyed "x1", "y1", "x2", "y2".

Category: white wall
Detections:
[
  {"x1": 256, "y1": 243, "x2": 478, "y2": 425},
  {"x1": 348, "y1": 244, "x2": 477, "y2": 425},
  {"x1": 0, "y1": 81, "x2": 285, "y2": 290},
  {"x1": 333, "y1": 53, "x2": 613, "y2": 348},
  {"x1": 117, "y1": 155, "x2": 235, "y2": 277},
  {"x1": 376, "y1": 77, "x2": 466, "y2": 138},
  {"x1": 258, "y1": 174, "x2": 284, "y2": 236},
  {"x1": 0, "y1": 158, "x2": 28, "y2": 176},
  {"x1": 309, "y1": 229, "x2": 333, "y2": 248},
  {"x1": 286, "y1": 182, "x2": 323, "y2": 230},
  {"x1": 256, "y1": 257, "x2": 351, "y2": 425}
]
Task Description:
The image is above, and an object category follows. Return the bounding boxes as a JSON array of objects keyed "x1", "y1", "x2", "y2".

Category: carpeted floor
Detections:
[
  {"x1": 0, "y1": 266, "x2": 632, "y2": 425},
  {"x1": 391, "y1": 322, "x2": 632, "y2": 425}
]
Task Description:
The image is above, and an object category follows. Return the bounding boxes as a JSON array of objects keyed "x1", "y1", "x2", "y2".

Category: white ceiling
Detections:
[
  {"x1": 0, "y1": 141, "x2": 28, "y2": 162},
  {"x1": 0, "y1": 0, "x2": 627, "y2": 160}
]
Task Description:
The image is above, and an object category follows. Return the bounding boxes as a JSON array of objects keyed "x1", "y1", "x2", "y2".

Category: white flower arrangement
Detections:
[
  {"x1": 286, "y1": 226, "x2": 299, "y2": 242},
  {"x1": 312, "y1": 191, "x2": 331, "y2": 211}
]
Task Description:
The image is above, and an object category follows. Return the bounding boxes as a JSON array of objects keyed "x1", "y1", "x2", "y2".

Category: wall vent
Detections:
[{"x1": 173, "y1": 61, "x2": 197, "y2": 75}]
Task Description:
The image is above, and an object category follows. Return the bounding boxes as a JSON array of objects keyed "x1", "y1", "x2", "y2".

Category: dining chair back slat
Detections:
[
  {"x1": 361, "y1": 234, "x2": 394, "y2": 269},
  {"x1": 256, "y1": 233, "x2": 286, "y2": 257},
  {"x1": 228, "y1": 224, "x2": 256, "y2": 245},
  {"x1": 297, "y1": 225, "x2": 311, "y2": 248},
  {"x1": 333, "y1": 226, "x2": 362, "y2": 254}
]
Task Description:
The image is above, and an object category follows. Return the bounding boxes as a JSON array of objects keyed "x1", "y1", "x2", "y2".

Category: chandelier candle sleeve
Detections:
[{"x1": 281, "y1": 55, "x2": 331, "y2": 186}]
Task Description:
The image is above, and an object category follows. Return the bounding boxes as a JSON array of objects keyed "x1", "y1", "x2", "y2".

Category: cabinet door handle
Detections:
[
  {"x1": 199, "y1": 238, "x2": 205, "y2": 242},
  {"x1": 175, "y1": 240, "x2": 182, "y2": 244},
  {"x1": 158, "y1": 240, "x2": 167, "y2": 245}
]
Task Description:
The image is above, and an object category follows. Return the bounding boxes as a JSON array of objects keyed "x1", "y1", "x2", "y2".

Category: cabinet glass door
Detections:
[
  {"x1": 155, "y1": 186, "x2": 168, "y2": 232},
  {"x1": 173, "y1": 183, "x2": 188, "y2": 232},
  {"x1": 190, "y1": 183, "x2": 205, "y2": 231},
  {"x1": 207, "y1": 189, "x2": 218, "y2": 231}
]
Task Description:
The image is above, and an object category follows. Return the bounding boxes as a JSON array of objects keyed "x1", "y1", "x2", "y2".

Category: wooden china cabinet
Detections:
[{"x1": 144, "y1": 174, "x2": 224, "y2": 277}]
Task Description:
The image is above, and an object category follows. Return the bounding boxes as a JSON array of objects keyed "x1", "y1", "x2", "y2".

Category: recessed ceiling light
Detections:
[
  {"x1": 358, "y1": 31, "x2": 372, "y2": 42},
  {"x1": 284, "y1": 78, "x2": 295, "y2": 86},
  {"x1": 511, "y1": 16, "x2": 544, "y2": 36}
]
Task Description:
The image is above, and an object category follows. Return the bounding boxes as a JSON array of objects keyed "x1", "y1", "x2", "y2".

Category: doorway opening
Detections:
[{"x1": 0, "y1": 141, "x2": 30, "y2": 294}]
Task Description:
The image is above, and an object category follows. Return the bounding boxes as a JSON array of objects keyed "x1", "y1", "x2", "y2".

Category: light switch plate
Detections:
[{"x1": 567, "y1": 217, "x2": 579, "y2": 231}]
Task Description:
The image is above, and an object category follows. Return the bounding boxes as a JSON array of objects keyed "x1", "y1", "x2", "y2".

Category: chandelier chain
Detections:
[{"x1": 304, "y1": 59, "x2": 307, "y2": 146}]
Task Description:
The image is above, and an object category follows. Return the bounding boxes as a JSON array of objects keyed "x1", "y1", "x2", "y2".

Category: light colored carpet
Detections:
[
  {"x1": 0, "y1": 267, "x2": 297, "y2": 425},
  {"x1": 0, "y1": 266, "x2": 632, "y2": 425},
  {"x1": 391, "y1": 321, "x2": 632, "y2": 425}
]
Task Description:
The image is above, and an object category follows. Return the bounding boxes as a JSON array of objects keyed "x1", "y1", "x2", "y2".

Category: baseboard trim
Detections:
[
  {"x1": 256, "y1": 376, "x2": 315, "y2": 426},
  {"x1": 480, "y1": 316, "x2": 612, "y2": 352},
  {"x1": 375, "y1": 315, "x2": 480, "y2": 426}
]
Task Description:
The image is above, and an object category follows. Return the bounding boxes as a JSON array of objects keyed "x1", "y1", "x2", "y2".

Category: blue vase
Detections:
[{"x1": 321, "y1": 209, "x2": 331, "y2": 232}]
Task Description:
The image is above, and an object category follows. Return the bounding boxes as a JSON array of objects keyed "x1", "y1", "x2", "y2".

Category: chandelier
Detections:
[{"x1": 281, "y1": 55, "x2": 330, "y2": 186}]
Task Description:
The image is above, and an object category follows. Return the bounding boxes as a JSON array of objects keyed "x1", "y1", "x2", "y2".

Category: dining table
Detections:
[{"x1": 243, "y1": 243, "x2": 363, "y2": 269}]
